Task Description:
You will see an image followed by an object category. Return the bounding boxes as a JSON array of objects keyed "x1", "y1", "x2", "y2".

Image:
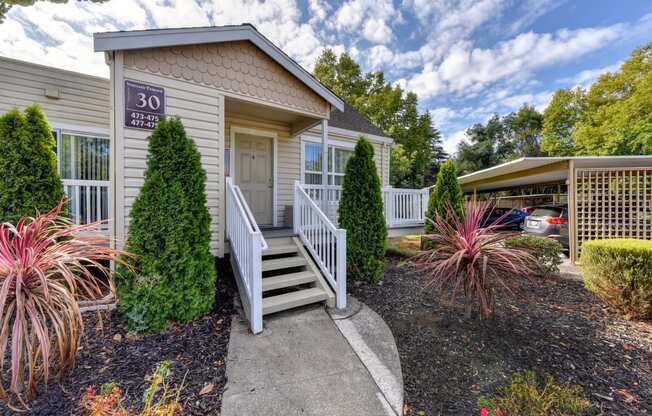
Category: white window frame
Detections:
[
  {"x1": 51, "y1": 127, "x2": 111, "y2": 230},
  {"x1": 300, "y1": 135, "x2": 354, "y2": 185}
]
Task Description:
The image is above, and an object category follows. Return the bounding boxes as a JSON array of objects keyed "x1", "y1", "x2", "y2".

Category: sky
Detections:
[{"x1": 1, "y1": 0, "x2": 651, "y2": 154}]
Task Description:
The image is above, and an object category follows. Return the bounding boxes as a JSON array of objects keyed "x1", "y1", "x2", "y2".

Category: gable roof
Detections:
[
  {"x1": 329, "y1": 102, "x2": 387, "y2": 137},
  {"x1": 93, "y1": 24, "x2": 344, "y2": 111}
]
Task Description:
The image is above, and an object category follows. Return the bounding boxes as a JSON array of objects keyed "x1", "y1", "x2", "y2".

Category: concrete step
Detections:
[
  {"x1": 262, "y1": 256, "x2": 307, "y2": 272},
  {"x1": 262, "y1": 271, "x2": 316, "y2": 292},
  {"x1": 263, "y1": 244, "x2": 298, "y2": 256},
  {"x1": 262, "y1": 287, "x2": 329, "y2": 315}
]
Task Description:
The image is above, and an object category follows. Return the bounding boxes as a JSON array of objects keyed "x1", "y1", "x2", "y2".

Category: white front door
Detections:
[{"x1": 234, "y1": 133, "x2": 273, "y2": 226}]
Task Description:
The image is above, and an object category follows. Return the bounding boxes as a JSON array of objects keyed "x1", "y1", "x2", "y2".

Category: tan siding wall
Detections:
[
  {"x1": 123, "y1": 41, "x2": 329, "y2": 118},
  {"x1": 120, "y1": 67, "x2": 224, "y2": 255},
  {"x1": 0, "y1": 57, "x2": 109, "y2": 129}
]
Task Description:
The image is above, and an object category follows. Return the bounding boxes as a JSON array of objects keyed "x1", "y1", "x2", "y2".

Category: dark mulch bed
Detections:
[
  {"x1": 349, "y1": 258, "x2": 652, "y2": 416},
  {"x1": 2, "y1": 260, "x2": 236, "y2": 416}
]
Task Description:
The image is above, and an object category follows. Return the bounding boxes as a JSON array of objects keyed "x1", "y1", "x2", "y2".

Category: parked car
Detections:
[
  {"x1": 521, "y1": 204, "x2": 569, "y2": 249},
  {"x1": 483, "y1": 207, "x2": 529, "y2": 230}
]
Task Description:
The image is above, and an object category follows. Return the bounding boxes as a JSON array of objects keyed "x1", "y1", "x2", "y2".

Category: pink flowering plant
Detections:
[
  {"x1": 0, "y1": 200, "x2": 131, "y2": 408},
  {"x1": 412, "y1": 199, "x2": 535, "y2": 318}
]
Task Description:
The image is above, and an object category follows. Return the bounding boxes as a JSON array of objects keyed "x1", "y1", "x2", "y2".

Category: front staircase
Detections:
[
  {"x1": 226, "y1": 179, "x2": 346, "y2": 334},
  {"x1": 260, "y1": 236, "x2": 334, "y2": 314}
]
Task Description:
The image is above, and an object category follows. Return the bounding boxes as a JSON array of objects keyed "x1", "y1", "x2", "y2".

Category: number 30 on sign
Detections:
[{"x1": 124, "y1": 80, "x2": 165, "y2": 130}]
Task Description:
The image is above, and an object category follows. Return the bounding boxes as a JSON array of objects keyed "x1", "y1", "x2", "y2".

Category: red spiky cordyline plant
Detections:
[
  {"x1": 0, "y1": 200, "x2": 130, "y2": 408},
  {"x1": 413, "y1": 199, "x2": 535, "y2": 318}
]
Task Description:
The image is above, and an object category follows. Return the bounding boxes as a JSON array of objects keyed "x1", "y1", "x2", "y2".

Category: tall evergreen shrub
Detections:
[
  {"x1": 425, "y1": 159, "x2": 464, "y2": 233},
  {"x1": 117, "y1": 118, "x2": 216, "y2": 333},
  {"x1": 0, "y1": 105, "x2": 63, "y2": 223},
  {"x1": 338, "y1": 138, "x2": 387, "y2": 283}
]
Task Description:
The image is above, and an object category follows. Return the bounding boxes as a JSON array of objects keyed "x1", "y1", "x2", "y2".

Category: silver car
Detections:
[{"x1": 521, "y1": 205, "x2": 569, "y2": 249}]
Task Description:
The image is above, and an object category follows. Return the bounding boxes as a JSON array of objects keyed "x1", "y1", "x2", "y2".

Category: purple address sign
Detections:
[{"x1": 124, "y1": 80, "x2": 165, "y2": 130}]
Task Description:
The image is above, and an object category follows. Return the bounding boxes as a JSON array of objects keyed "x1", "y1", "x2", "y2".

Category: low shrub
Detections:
[
  {"x1": 581, "y1": 238, "x2": 652, "y2": 319},
  {"x1": 477, "y1": 371, "x2": 595, "y2": 416},
  {"x1": 80, "y1": 361, "x2": 184, "y2": 416},
  {"x1": 505, "y1": 235, "x2": 563, "y2": 277}
]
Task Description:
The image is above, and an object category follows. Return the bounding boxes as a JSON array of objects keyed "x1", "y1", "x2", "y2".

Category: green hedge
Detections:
[
  {"x1": 117, "y1": 118, "x2": 216, "y2": 333},
  {"x1": 0, "y1": 105, "x2": 64, "y2": 223},
  {"x1": 338, "y1": 138, "x2": 387, "y2": 283},
  {"x1": 505, "y1": 235, "x2": 563, "y2": 277},
  {"x1": 582, "y1": 239, "x2": 652, "y2": 319}
]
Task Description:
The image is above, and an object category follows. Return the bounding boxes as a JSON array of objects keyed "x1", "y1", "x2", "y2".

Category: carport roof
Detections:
[{"x1": 459, "y1": 156, "x2": 652, "y2": 193}]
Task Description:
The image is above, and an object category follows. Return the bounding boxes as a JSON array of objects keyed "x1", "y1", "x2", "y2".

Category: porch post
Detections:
[{"x1": 321, "y1": 119, "x2": 328, "y2": 186}]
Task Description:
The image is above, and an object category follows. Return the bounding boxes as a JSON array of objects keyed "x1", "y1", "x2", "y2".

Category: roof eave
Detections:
[{"x1": 93, "y1": 25, "x2": 344, "y2": 112}]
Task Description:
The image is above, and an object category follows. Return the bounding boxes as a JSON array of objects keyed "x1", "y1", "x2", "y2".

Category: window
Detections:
[
  {"x1": 303, "y1": 142, "x2": 353, "y2": 185},
  {"x1": 53, "y1": 130, "x2": 110, "y2": 228}
]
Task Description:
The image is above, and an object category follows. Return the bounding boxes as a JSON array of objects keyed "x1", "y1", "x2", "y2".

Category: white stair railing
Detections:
[
  {"x1": 382, "y1": 187, "x2": 430, "y2": 228},
  {"x1": 226, "y1": 178, "x2": 267, "y2": 334},
  {"x1": 301, "y1": 184, "x2": 342, "y2": 225},
  {"x1": 294, "y1": 181, "x2": 347, "y2": 309}
]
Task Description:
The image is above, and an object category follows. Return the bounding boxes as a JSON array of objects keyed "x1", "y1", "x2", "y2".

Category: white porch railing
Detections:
[
  {"x1": 383, "y1": 187, "x2": 430, "y2": 228},
  {"x1": 294, "y1": 182, "x2": 347, "y2": 309},
  {"x1": 62, "y1": 179, "x2": 110, "y2": 233},
  {"x1": 226, "y1": 178, "x2": 267, "y2": 334},
  {"x1": 300, "y1": 184, "x2": 431, "y2": 228}
]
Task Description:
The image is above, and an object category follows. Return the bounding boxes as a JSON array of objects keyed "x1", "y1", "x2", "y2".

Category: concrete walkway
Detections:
[{"x1": 221, "y1": 301, "x2": 402, "y2": 416}]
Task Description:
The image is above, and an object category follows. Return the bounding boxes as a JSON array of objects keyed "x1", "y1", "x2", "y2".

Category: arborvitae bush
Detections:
[
  {"x1": 117, "y1": 118, "x2": 216, "y2": 333},
  {"x1": 0, "y1": 105, "x2": 63, "y2": 223},
  {"x1": 425, "y1": 159, "x2": 464, "y2": 234},
  {"x1": 338, "y1": 138, "x2": 387, "y2": 283}
]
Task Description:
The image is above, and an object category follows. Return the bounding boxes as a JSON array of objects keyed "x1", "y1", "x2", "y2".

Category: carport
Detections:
[{"x1": 458, "y1": 156, "x2": 652, "y2": 263}]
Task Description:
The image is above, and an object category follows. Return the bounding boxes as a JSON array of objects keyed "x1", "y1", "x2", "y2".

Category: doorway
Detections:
[{"x1": 233, "y1": 130, "x2": 275, "y2": 226}]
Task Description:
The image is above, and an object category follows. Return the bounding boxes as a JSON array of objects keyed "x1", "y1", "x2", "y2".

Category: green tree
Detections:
[
  {"x1": 314, "y1": 49, "x2": 446, "y2": 187},
  {"x1": 0, "y1": 105, "x2": 64, "y2": 223},
  {"x1": 338, "y1": 138, "x2": 387, "y2": 283},
  {"x1": 574, "y1": 43, "x2": 652, "y2": 155},
  {"x1": 117, "y1": 118, "x2": 216, "y2": 333},
  {"x1": 456, "y1": 115, "x2": 510, "y2": 175},
  {"x1": 424, "y1": 160, "x2": 464, "y2": 233},
  {"x1": 504, "y1": 104, "x2": 544, "y2": 157},
  {"x1": 389, "y1": 144, "x2": 414, "y2": 188},
  {"x1": 541, "y1": 88, "x2": 586, "y2": 156}
]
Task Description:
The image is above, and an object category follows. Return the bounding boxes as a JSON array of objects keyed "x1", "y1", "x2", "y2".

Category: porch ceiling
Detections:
[{"x1": 224, "y1": 96, "x2": 320, "y2": 134}]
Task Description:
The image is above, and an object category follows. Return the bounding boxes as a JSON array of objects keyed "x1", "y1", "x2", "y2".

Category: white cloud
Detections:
[
  {"x1": 0, "y1": 0, "x2": 344, "y2": 76},
  {"x1": 429, "y1": 107, "x2": 458, "y2": 128},
  {"x1": 368, "y1": 45, "x2": 394, "y2": 69},
  {"x1": 559, "y1": 62, "x2": 622, "y2": 87},
  {"x1": 333, "y1": 0, "x2": 396, "y2": 43},
  {"x1": 406, "y1": 24, "x2": 625, "y2": 99},
  {"x1": 499, "y1": 90, "x2": 554, "y2": 112},
  {"x1": 443, "y1": 129, "x2": 468, "y2": 155},
  {"x1": 363, "y1": 18, "x2": 393, "y2": 44}
]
